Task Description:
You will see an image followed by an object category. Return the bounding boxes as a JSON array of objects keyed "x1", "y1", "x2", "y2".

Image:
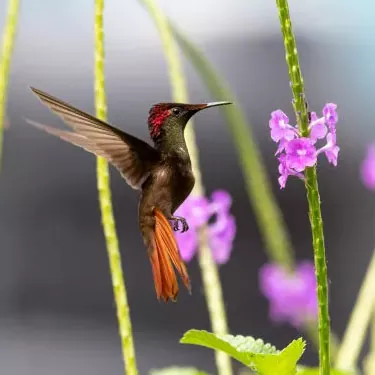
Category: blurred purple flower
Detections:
[
  {"x1": 259, "y1": 261, "x2": 318, "y2": 328},
  {"x1": 174, "y1": 190, "x2": 236, "y2": 264},
  {"x1": 361, "y1": 144, "x2": 375, "y2": 190},
  {"x1": 269, "y1": 103, "x2": 339, "y2": 188}
]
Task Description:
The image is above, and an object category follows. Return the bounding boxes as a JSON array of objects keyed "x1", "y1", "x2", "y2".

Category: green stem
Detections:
[
  {"x1": 94, "y1": 1, "x2": 138, "y2": 374},
  {"x1": 139, "y1": 2, "x2": 232, "y2": 375},
  {"x1": 170, "y1": 24, "x2": 341, "y2": 358},
  {"x1": 0, "y1": 0, "x2": 20, "y2": 170},
  {"x1": 335, "y1": 250, "x2": 375, "y2": 371},
  {"x1": 170, "y1": 25, "x2": 294, "y2": 270},
  {"x1": 276, "y1": 1, "x2": 331, "y2": 374}
]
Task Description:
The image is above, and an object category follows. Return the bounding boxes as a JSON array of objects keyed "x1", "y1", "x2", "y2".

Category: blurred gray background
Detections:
[{"x1": 0, "y1": 0, "x2": 375, "y2": 374}]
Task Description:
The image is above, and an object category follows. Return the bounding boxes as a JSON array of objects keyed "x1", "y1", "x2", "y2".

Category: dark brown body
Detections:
[
  {"x1": 27, "y1": 86, "x2": 230, "y2": 301},
  {"x1": 139, "y1": 137, "x2": 195, "y2": 252}
]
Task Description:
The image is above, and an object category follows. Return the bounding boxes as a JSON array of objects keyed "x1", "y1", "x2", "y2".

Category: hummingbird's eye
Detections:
[{"x1": 172, "y1": 107, "x2": 181, "y2": 116}]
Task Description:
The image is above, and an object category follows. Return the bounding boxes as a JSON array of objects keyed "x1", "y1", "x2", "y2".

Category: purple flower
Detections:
[
  {"x1": 317, "y1": 132, "x2": 340, "y2": 166},
  {"x1": 285, "y1": 138, "x2": 317, "y2": 172},
  {"x1": 174, "y1": 190, "x2": 236, "y2": 264},
  {"x1": 175, "y1": 195, "x2": 211, "y2": 229},
  {"x1": 323, "y1": 103, "x2": 338, "y2": 132},
  {"x1": 309, "y1": 112, "x2": 327, "y2": 143},
  {"x1": 209, "y1": 214, "x2": 236, "y2": 264},
  {"x1": 175, "y1": 229, "x2": 197, "y2": 262},
  {"x1": 269, "y1": 110, "x2": 297, "y2": 143},
  {"x1": 361, "y1": 144, "x2": 375, "y2": 190},
  {"x1": 269, "y1": 103, "x2": 339, "y2": 188},
  {"x1": 278, "y1": 154, "x2": 304, "y2": 189},
  {"x1": 259, "y1": 261, "x2": 318, "y2": 328}
]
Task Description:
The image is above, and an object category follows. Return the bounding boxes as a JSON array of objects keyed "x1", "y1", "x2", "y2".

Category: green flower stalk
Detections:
[
  {"x1": 335, "y1": 250, "x2": 375, "y2": 372},
  {"x1": 0, "y1": 0, "x2": 20, "y2": 170},
  {"x1": 94, "y1": 1, "x2": 138, "y2": 374},
  {"x1": 170, "y1": 23, "x2": 340, "y2": 359},
  {"x1": 139, "y1": 1, "x2": 232, "y2": 375},
  {"x1": 170, "y1": 24, "x2": 294, "y2": 270},
  {"x1": 275, "y1": 0, "x2": 331, "y2": 374}
]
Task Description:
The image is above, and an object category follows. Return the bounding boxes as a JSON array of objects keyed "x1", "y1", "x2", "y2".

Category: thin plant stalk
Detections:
[
  {"x1": 139, "y1": 1, "x2": 232, "y2": 375},
  {"x1": 170, "y1": 23, "x2": 339, "y2": 359},
  {"x1": 275, "y1": 0, "x2": 331, "y2": 374},
  {"x1": 335, "y1": 250, "x2": 375, "y2": 371},
  {"x1": 0, "y1": 0, "x2": 20, "y2": 170},
  {"x1": 94, "y1": 1, "x2": 138, "y2": 374},
  {"x1": 363, "y1": 310, "x2": 375, "y2": 375},
  {"x1": 170, "y1": 24, "x2": 295, "y2": 269}
]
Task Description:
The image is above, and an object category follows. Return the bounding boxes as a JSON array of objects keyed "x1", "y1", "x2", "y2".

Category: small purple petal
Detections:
[
  {"x1": 275, "y1": 139, "x2": 288, "y2": 155},
  {"x1": 278, "y1": 174, "x2": 287, "y2": 189},
  {"x1": 309, "y1": 111, "x2": 318, "y2": 122},
  {"x1": 285, "y1": 138, "x2": 317, "y2": 172},
  {"x1": 278, "y1": 154, "x2": 290, "y2": 188},
  {"x1": 209, "y1": 215, "x2": 236, "y2": 264},
  {"x1": 174, "y1": 195, "x2": 210, "y2": 228},
  {"x1": 361, "y1": 145, "x2": 375, "y2": 190},
  {"x1": 317, "y1": 132, "x2": 340, "y2": 166},
  {"x1": 322, "y1": 103, "x2": 338, "y2": 131},
  {"x1": 175, "y1": 230, "x2": 198, "y2": 262},
  {"x1": 310, "y1": 118, "x2": 327, "y2": 143},
  {"x1": 325, "y1": 133, "x2": 340, "y2": 166},
  {"x1": 269, "y1": 110, "x2": 296, "y2": 143},
  {"x1": 210, "y1": 190, "x2": 232, "y2": 216}
]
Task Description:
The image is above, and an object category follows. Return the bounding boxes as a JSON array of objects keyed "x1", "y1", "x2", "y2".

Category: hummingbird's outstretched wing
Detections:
[{"x1": 27, "y1": 87, "x2": 160, "y2": 190}]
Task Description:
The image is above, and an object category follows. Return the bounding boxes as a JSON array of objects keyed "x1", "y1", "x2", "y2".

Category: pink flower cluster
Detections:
[{"x1": 269, "y1": 104, "x2": 339, "y2": 188}]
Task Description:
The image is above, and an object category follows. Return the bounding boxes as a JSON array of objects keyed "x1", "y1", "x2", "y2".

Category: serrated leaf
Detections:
[
  {"x1": 149, "y1": 366, "x2": 209, "y2": 375},
  {"x1": 181, "y1": 330, "x2": 306, "y2": 375},
  {"x1": 255, "y1": 339, "x2": 305, "y2": 375},
  {"x1": 181, "y1": 329, "x2": 278, "y2": 368},
  {"x1": 297, "y1": 366, "x2": 354, "y2": 375}
]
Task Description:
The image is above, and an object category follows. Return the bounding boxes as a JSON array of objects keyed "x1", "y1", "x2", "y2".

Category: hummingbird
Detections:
[{"x1": 26, "y1": 87, "x2": 231, "y2": 302}]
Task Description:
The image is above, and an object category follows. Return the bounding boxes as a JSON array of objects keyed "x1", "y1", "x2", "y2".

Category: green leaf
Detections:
[
  {"x1": 297, "y1": 366, "x2": 354, "y2": 375},
  {"x1": 255, "y1": 339, "x2": 305, "y2": 375},
  {"x1": 181, "y1": 329, "x2": 278, "y2": 367},
  {"x1": 149, "y1": 367, "x2": 210, "y2": 375},
  {"x1": 180, "y1": 330, "x2": 305, "y2": 374}
]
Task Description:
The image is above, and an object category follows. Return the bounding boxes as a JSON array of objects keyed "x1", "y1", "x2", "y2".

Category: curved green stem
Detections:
[
  {"x1": 139, "y1": 2, "x2": 232, "y2": 375},
  {"x1": 276, "y1": 1, "x2": 331, "y2": 374},
  {"x1": 0, "y1": 0, "x2": 20, "y2": 170},
  {"x1": 170, "y1": 24, "x2": 294, "y2": 269},
  {"x1": 94, "y1": 1, "x2": 138, "y2": 374},
  {"x1": 335, "y1": 250, "x2": 375, "y2": 371},
  {"x1": 170, "y1": 22, "x2": 340, "y2": 360}
]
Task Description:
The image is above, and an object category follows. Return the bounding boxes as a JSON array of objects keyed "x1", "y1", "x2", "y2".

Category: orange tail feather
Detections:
[{"x1": 150, "y1": 208, "x2": 191, "y2": 302}]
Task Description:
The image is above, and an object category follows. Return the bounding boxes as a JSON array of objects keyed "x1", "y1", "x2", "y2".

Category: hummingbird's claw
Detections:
[{"x1": 169, "y1": 216, "x2": 189, "y2": 233}]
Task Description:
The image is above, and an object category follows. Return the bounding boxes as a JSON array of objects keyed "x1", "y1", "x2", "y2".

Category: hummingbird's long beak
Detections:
[
  {"x1": 189, "y1": 101, "x2": 232, "y2": 113},
  {"x1": 203, "y1": 101, "x2": 232, "y2": 109}
]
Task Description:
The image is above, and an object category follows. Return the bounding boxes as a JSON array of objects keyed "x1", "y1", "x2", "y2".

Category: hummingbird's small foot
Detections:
[{"x1": 169, "y1": 216, "x2": 189, "y2": 233}]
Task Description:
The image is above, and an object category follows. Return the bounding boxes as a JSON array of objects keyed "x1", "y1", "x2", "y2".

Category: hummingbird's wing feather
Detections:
[{"x1": 29, "y1": 87, "x2": 160, "y2": 190}]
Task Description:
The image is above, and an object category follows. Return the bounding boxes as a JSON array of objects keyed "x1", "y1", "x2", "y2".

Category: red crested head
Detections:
[
  {"x1": 148, "y1": 103, "x2": 174, "y2": 139},
  {"x1": 147, "y1": 101, "x2": 232, "y2": 142}
]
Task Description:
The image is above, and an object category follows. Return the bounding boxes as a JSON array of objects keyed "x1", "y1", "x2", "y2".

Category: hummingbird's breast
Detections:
[{"x1": 148, "y1": 152, "x2": 195, "y2": 215}]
